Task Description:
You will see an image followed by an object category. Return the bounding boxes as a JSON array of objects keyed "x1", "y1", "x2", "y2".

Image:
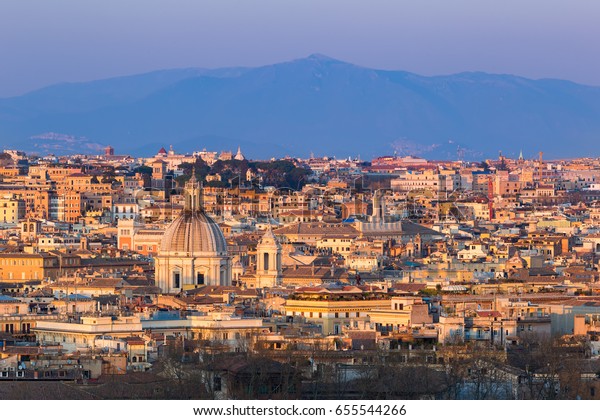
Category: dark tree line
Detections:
[{"x1": 177, "y1": 158, "x2": 311, "y2": 190}]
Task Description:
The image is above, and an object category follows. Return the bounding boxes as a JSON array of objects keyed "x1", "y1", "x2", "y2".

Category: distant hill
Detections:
[{"x1": 1, "y1": 54, "x2": 600, "y2": 159}]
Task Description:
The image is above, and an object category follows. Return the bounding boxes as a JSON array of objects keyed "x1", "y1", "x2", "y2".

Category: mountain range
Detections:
[{"x1": 1, "y1": 54, "x2": 600, "y2": 160}]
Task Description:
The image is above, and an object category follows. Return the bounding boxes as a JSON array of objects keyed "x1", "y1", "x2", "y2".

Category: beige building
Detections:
[
  {"x1": 34, "y1": 316, "x2": 144, "y2": 352},
  {"x1": 0, "y1": 295, "x2": 29, "y2": 317},
  {"x1": 141, "y1": 311, "x2": 268, "y2": 352},
  {"x1": 316, "y1": 236, "x2": 355, "y2": 256},
  {"x1": 368, "y1": 296, "x2": 432, "y2": 332},
  {"x1": 0, "y1": 194, "x2": 25, "y2": 224},
  {"x1": 437, "y1": 311, "x2": 518, "y2": 345},
  {"x1": 284, "y1": 286, "x2": 391, "y2": 335},
  {"x1": 0, "y1": 252, "x2": 74, "y2": 281}
]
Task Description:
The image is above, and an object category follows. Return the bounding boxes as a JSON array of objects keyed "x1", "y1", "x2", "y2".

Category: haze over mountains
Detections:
[{"x1": 1, "y1": 54, "x2": 600, "y2": 160}]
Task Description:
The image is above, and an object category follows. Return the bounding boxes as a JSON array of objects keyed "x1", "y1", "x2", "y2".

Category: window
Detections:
[
  {"x1": 173, "y1": 273, "x2": 180, "y2": 289},
  {"x1": 334, "y1": 313, "x2": 339, "y2": 318},
  {"x1": 197, "y1": 273, "x2": 204, "y2": 285},
  {"x1": 213, "y1": 376, "x2": 222, "y2": 392}
]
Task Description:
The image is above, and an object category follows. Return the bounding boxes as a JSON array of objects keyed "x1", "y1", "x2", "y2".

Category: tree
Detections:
[{"x1": 133, "y1": 165, "x2": 153, "y2": 176}]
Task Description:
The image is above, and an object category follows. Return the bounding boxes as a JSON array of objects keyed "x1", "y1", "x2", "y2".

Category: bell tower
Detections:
[{"x1": 256, "y1": 225, "x2": 282, "y2": 288}]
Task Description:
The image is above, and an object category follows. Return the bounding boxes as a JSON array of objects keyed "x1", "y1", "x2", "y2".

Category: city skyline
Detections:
[
  {"x1": 1, "y1": 144, "x2": 600, "y2": 400},
  {"x1": 4, "y1": 0, "x2": 600, "y2": 406},
  {"x1": 3, "y1": 54, "x2": 600, "y2": 161}
]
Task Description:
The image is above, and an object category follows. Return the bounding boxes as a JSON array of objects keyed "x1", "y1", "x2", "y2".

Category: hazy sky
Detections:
[{"x1": 1, "y1": 0, "x2": 599, "y2": 97}]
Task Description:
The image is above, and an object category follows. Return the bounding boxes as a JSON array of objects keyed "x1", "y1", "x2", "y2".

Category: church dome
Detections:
[
  {"x1": 159, "y1": 173, "x2": 228, "y2": 256},
  {"x1": 160, "y1": 211, "x2": 228, "y2": 256}
]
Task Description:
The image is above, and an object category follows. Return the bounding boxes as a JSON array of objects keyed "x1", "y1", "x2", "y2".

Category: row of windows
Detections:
[
  {"x1": 137, "y1": 245, "x2": 156, "y2": 251},
  {"x1": 292, "y1": 311, "x2": 361, "y2": 318},
  {"x1": 4, "y1": 272, "x2": 40, "y2": 280},
  {"x1": 191, "y1": 331, "x2": 252, "y2": 341},
  {"x1": 173, "y1": 272, "x2": 206, "y2": 288},
  {"x1": 0, "y1": 259, "x2": 42, "y2": 266},
  {"x1": 320, "y1": 246, "x2": 351, "y2": 252},
  {"x1": 41, "y1": 334, "x2": 88, "y2": 344},
  {"x1": 3, "y1": 322, "x2": 30, "y2": 332}
]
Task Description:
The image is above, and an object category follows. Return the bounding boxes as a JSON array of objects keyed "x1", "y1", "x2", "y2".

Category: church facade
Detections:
[{"x1": 154, "y1": 175, "x2": 231, "y2": 293}]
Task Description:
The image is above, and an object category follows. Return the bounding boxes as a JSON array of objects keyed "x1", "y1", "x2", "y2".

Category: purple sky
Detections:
[{"x1": 1, "y1": 0, "x2": 599, "y2": 97}]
